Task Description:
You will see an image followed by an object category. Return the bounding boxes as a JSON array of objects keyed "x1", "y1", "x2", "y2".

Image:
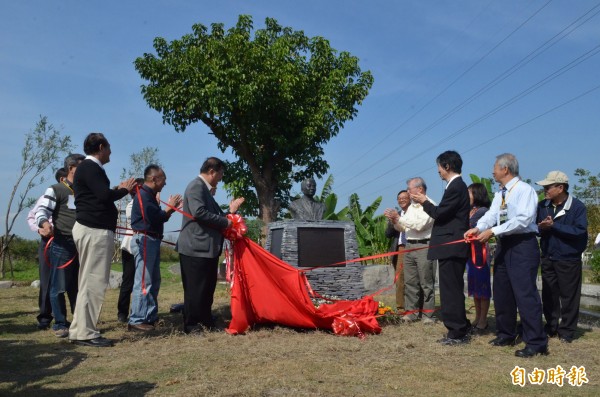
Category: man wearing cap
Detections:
[
  {"x1": 465, "y1": 153, "x2": 547, "y2": 358},
  {"x1": 536, "y1": 171, "x2": 588, "y2": 343}
]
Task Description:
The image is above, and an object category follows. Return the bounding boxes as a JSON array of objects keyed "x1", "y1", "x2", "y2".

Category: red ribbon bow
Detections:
[{"x1": 223, "y1": 213, "x2": 248, "y2": 241}]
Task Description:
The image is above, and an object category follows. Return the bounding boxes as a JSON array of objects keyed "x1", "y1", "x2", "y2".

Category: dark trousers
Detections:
[
  {"x1": 438, "y1": 257, "x2": 470, "y2": 338},
  {"x1": 541, "y1": 257, "x2": 582, "y2": 340},
  {"x1": 117, "y1": 249, "x2": 136, "y2": 316},
  {"x1": 179, "y1": 254, "x2": 218, "y2": 327},
  {"x1": 37, "y1": 237, "x2": 55, "y2": 327},
  {"x1": 493, "y1": 233, "x2": 547, "y2": 351},
  {"x1": 48, "y1": 236, "x2": 79, "y2": 327}
]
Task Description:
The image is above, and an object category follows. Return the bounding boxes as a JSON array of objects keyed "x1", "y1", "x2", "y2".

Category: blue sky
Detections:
[{"x1": 1, "y1": 0, "x2": 599, "y2": 239}]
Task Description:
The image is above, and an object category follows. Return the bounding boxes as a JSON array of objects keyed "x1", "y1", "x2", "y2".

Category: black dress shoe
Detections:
[
  {"x1": 437, "y1": 335, "x2": 470, "y2": 346},
  {"x1": 117, "y1": 313, "x2": 128, "y2": 323},
  {"x1": 489, "y1": 336, "x2": 518, "y2": 346},
  {"x1": 515, "y1": 346, "x2": 548, "y2": 358},
  {"x1": 70, "y1": 337, "x2": 114, "y2": 347},
  {"x1": 559, "y1": 337, "x2": 573, "y2": 343},
  {"x1": 37, "y1": 322, "x2": 51, "y2": 330}
]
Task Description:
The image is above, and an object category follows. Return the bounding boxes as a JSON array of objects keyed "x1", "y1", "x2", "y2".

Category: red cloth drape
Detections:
[{"x1": 226, "y1": 237, "x2": 381, "y2": 337}]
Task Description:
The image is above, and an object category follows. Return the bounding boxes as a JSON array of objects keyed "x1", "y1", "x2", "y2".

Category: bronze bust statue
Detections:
[{"x1": 288, "y1": 178, "x2": 326, "y2": 221}]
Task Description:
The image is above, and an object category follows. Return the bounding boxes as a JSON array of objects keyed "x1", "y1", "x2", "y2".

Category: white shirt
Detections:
[
  {"x1": 120, "y1": 200, "x2": 134, "y2": 253},
  {"x1": 27, "y1": 195, "x2": 52, "y2": 233},
  {"x1": 445, "y1": 174, "x2": 460, "y2": 189},
  {"x1": 85, "y1": 155, "x2": 104, "y2": 170},
  {"x1": 476, "y1": 177, "x2": 538, "y2": 236},
  {"x1": 393, "y1": 197, "x2": 436, "y2": 240}
]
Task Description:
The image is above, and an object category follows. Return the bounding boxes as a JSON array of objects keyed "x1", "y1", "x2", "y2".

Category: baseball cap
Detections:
[{"x1": 536, "y1": 171, "x2": 569, "y2": 186}]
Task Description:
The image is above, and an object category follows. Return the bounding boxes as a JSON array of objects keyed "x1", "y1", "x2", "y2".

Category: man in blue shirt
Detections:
[
  {"x1": 536, "y1": 170, "x2": 588, "y2": 343},
  {"x1": 465, "y1": 153, "x2": 548, "y2": 358},
  {"x1": 129, "y1": 164, "x2": 182, "y2": 331}
]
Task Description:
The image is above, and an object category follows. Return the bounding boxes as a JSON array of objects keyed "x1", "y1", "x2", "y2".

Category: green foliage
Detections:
[
  {"x1": 573, "y1": 168, "x2": 600, "y2": 247},
  {"x1": 135, "y1": 15, "x2": 373, "y2": 222},
  {"x1": 589, "y1": 249, "x2": 600, "y2": 283},
  {"x1": 159, "y1": 244, "x2": 179, "y2": 262},
  {"x1": 316, "y1": 175, "x2": 349, "y2": 220},
  {"x1": 346, "y1": 193, "x2": 388, "y2": 263},
  {"x1": 244, "y1": 218, "x2": 265, "y2": 244},
  {"x1": 7, "y1": 259, "x2": 39, "y2": 282},
  {"x1": 9, "y1": 237, "x2": 38, "y2": 263}
]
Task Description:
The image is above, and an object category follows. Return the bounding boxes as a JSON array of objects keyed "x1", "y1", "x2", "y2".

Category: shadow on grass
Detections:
[
  {"x1": 0, "y1": 339, "x2": 155, "y2": 396},
  {"x1": 0, "y1": 310, "x2": 47, "y2": 336}
]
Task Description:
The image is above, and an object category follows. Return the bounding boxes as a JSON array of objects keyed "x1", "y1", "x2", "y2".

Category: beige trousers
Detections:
[{"x1": 69, "y1": 222, "x2": 114, "y2": 340}]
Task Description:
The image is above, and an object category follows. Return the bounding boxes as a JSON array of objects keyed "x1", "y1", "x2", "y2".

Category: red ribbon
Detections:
[
  {"x1": 44, "y1": 237, "x2": 76, "y2": 269},
  {"x1": 223, "y1": 214, "x2": 248, "y2": 283}
]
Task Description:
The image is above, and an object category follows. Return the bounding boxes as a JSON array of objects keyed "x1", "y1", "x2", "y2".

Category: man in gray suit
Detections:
[{"x1": 176, "y1": 157, "x2": 244, "y2": 333}]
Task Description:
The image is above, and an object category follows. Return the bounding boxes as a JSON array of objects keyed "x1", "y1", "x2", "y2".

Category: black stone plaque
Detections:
[
  {"x1": 297, "y1": 227, "x2": 345, "y2": 267},
  {"x1": 269, "y1": 228, "x2": 283, "y2": 259}
]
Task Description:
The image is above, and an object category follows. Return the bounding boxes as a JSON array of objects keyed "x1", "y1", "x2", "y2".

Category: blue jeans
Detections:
[
  {"x1": 129, "y1": 234, "x2": 161, "y2": 325},
  {"x1": 49, "y1": 237, "x2": 79, "y2": 328}
]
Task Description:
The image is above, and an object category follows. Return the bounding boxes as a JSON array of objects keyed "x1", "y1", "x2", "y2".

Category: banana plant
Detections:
[{"x1": 346, "y1": 193, "x2": 388, "y2": 263}]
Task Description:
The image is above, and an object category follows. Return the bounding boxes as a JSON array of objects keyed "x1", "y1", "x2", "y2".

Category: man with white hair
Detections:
[{"x1": 465, "y1": 153, "x2": 548, "y2": 358}]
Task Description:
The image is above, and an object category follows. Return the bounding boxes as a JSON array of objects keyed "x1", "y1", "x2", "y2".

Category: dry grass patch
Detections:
[{"x1": 1, "y1": 270, "x2": 599, "y2": 396}]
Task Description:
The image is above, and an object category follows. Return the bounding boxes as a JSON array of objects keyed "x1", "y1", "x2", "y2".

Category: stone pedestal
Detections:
[{"x1": 265, "y1": 220, "x2": 364, "y2": 300}]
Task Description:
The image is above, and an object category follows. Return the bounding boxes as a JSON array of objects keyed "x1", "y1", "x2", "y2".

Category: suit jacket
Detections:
[
  {"x1": 422, "y1": 176, "x2": 470, "y2": 260},
  {"x1": 176, "y1": 177, "x2": 229, "y2": 258}
]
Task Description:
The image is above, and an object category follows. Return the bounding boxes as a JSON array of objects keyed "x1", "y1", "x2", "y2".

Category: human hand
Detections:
[
  {"x1": 538, "y1": 216, "x2": 553, "y2": 230},
  {"x1": 168, "y1": 194, "x2": 183, "y2": 209},
  {"x1": 229, "y1": 197, "x2": 245, "y2": 213},
  {"x1": 476, "y1": 229, "x2": 494, "y2": 244},
  {"x1": 410, "y1": 192, "x2": 426, "y2": 204},
  {"x1": 38, "y1": 222, "x2": 54, "y2": 238},
  {"x1": 383, "y1": 208, "x2": 399, "y2": 222},
  {"x1": 119, "y1": 178, "x2": 137, "y2": 192},
  {"x1": 464, "y1": 227, "x2": 479, "y2": 240}
]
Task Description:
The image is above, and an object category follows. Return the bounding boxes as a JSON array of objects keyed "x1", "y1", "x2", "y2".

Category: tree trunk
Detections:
[{"x1": 255, "y1": 181, "x2": 278, "y2": 246}]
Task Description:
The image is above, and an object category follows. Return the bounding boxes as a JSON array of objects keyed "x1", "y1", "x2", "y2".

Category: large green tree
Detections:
[{"x1": 134, "y1": 15, "x2": 373, "y2": 224}]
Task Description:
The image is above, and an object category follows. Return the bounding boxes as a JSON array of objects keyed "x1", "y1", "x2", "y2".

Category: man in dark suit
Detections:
[
  {"x1": 411, "y1": 150, "x2": 471, "y2": 345},
  {"x1": 176, "y1": 157, "x2": 244, "y2": 333}
]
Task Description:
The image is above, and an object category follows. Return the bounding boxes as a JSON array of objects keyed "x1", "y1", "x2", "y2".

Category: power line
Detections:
[
  {"x1": 359, "y1": 82, "x2": 600, "y2": 203},
  {"x1": 334, "y1": 0, "x2": 498, "y2": 178},
  {"x1": 335, "y1": 0, "x2": 555, "y2": 189},
  {"x1": 340, "y1": 42, "x2": 600, "y2": 195}
]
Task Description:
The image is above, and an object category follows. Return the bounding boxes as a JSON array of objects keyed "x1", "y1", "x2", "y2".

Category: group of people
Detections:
[
  {"x1": 28, "y1": 138, "x2": 588, "y2": 354},
  {"x1": 384, "y1": 151, "x2": 588, "y2": 358},
  {"x1": 29, "y1": 132, "x2": 243, "y2": 347}
]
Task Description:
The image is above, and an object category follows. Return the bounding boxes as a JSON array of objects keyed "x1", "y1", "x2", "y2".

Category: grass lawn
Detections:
[{"x1": 1, "y1": 262, "x2": 599, "y2": 396}]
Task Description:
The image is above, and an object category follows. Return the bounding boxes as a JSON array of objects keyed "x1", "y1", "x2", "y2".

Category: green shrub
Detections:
[
  {"x1": 590, "y1": 249, "x2": 600, "y2": 283},
  {"x1": 9, "y1": 237, "x2": 39, "y2": 262},
  {"x1": 160, "y1": 244, "x2": 179, "y2": 262}
]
